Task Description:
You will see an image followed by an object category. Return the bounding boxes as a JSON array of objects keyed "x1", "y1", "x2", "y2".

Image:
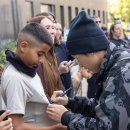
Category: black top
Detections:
[{"x1": 54, "y1": 42, "x2": 73, "y2": 97}]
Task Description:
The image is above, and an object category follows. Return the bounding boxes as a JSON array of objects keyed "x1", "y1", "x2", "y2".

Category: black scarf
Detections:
[{"x1": 6, "y1": 50, "x2": 37, "y2": 77}]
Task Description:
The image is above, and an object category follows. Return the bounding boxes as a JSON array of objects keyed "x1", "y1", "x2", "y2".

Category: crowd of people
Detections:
[{"x1": 0, "y1": 10, "x2": 130, "y2": 130}]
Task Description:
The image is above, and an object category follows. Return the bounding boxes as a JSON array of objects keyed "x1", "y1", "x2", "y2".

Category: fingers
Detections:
[
  {"x1": 51, "y1": 90, "x2": 68, "y2": 105},
  {"x1": 0, "y1": 118, "x2": 13, "y2": 130},
  {"x1": 60, "y1": 61, "x2": 68, "y2": 66},
  {"x1": 51, "y1": 90, "x2": 63, "y2": 103},
  {"x1": 80, "y1": 67, "x2": 93, "y2": 79},
  {"x1": 0, "y1": 110, "x2": 10, "y2": 121},
  {"x1": 2, "y1": 121, "x2": 13, "y2": 130},
  {"x1": 47, "y1": 104, "x2": 68, "y2": 122},
  {"x1": 51, "y1": 90, "x2": 63, "y2": 99},
  {"x1": 60, "y1": 60, "x2": 73, "y2": 69}
]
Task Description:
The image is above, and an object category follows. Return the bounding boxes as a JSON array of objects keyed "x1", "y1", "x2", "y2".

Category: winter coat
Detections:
[{"x1": 61, "y1": 42, "x2": 130, "y2": 130}]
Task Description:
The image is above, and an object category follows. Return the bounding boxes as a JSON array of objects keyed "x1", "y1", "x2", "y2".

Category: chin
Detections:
[{"x1": 32, "y1": 64, "x2": 39, "y2": 69}]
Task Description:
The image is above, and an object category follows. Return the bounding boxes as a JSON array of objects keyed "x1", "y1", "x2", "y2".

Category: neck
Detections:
[{"x1": 113, "y1": 35, "x2": 120, "y2": 40}]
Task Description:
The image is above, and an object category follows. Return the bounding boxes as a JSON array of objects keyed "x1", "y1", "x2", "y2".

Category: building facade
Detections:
[{"x1": 0, "y1": 0, "x2": 108, "y2": 41}]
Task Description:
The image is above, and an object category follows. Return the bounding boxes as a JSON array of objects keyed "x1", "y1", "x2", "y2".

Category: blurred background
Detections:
[{"x1": 0, "y1": 0, "x2": 130, "y2": 47}]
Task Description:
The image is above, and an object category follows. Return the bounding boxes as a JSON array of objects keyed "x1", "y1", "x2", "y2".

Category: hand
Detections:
[
  {"x1": 0, "y1": 110, "x2": 13, "y2": 130},
  {"x1": 47, "y1": 104, "x2": 68, "y2": 122},
  {"x1": 58, "y1": 61, "x2": 74, "y2": 74},
  {"x1": 51, "y1": 90, "x2": 68, "y2": 105},
  {"x1": 80, "y1": 67, "x2": 93, "y2": 79}
]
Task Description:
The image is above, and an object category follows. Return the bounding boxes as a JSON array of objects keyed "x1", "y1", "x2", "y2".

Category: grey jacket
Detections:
[{"x1": 61, "y1": 43, "x2": 130, "y2": 130}]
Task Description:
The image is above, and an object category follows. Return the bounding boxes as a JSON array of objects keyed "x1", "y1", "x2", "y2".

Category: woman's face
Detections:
[
  {"x1": 112, "y1": 24, "x2": 123, "y2": 39},
  {"x1": 40, "y1": 18, "x2": 56, "y2": 43},
  {"x1": 55, "y1": 23, "x2": 62, "y2": 44},
  {"x1": 56, "y1": 23, "x2": 62, "y2": 38}
]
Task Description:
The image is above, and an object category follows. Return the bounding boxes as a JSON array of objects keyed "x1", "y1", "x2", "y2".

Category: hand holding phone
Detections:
[
  {"x1": 0, "y1": 110, "x2": 13, "y2": 130},
  {"x1": 0, "y1": 110, "x2": 9, "y2": 121}
]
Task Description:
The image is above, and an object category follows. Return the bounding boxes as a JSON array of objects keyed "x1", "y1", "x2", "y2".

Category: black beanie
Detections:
[{"x1": 66, "y1": 11, "x2": 109, "y2": 55}]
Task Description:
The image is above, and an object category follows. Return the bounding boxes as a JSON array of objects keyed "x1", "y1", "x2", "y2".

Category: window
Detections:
[
  {"x1": 48, "y1": 5, "x2": 55, "y2": 15},
  {"x1": 82, "y1": 8, "x2": 85, "y2": 11},
  {"x1": 87, "y1": 9, "x2": 90, "y2": 15},
  {"x1": 40, "y1": 4, "x2": 55, "y2": 15},
  {"x1": 103, "y1": 11, "x2": 105, "y2": 24},
  {"x1": 60, "y1": 6, "x2": 65, "y2": 27},
  {"x1": 68, "y1": 6, "x2": 72, "y2": 26},
  {"x1": 106, "y1": 11, "x2": 108, "y2": 23},
  {"x1": 41, "y1": 4, "x2": 48, "y2": 12},
  {"x1": 93, "y1": 10, "x2": 96, "y2": 16},
  {"x1": 75, "y1": 7, "x2": 79, "y2": 16},
  {"x1": 25, "y1": 1, "x2": 34, "y2": 19},
  {"x1": 98, "y1": 10, "x2": 100, "y2": 17}
]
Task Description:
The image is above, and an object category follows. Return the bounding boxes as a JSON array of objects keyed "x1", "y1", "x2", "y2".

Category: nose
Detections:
[{"x1": 50, "y1": 28, "x2": 56, "y2": 35}]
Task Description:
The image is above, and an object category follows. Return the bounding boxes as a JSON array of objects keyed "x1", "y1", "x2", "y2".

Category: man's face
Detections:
[
  {"x1": 72, "y1": 51, "x2": 105, "y2": 74},
  {"x1": 94, "y1": 17, "x2": 102, "y2": 28},
  {"x1": 19, "y1": 41, "x2": 51, "y2": 68}
]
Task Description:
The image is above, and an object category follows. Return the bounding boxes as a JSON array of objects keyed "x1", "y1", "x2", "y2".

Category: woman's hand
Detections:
[{"x1": 58, "y1": 61, "x2": 74, "y2": 74}]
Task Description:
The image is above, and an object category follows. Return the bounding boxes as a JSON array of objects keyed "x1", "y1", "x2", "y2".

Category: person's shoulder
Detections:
[
  {"x1": 3, "y1": 63, "x2": 18, "y2": 74},
  {"x1": 2, "y1": 64, "x2": 22, "y2": 80}
]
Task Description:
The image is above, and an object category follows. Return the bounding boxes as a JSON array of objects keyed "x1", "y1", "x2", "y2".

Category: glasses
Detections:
[
  {"x1": 95, "y1": 20, "x2": 101, "y2": 23},
  {"x1": 114, "y1": 18, "x2": 120, "y2": 20}
]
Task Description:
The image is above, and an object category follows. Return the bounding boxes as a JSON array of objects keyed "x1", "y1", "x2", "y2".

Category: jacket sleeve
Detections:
[
  {"x1": 67, "y1": 96, "x2": 96, "y2": 117},
  {"x1": 61, "y1": 65, "x2": 130, "y2": 130}
]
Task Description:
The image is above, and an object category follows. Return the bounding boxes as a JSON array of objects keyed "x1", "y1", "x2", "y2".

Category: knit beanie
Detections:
[{"x1": 66, "y1": 11, "x2": 109, "y2": 55}]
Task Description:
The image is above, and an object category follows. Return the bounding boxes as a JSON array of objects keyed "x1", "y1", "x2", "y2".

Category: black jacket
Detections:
[{"x1": 61, "y1": 43, "x2": 130, "y2": 130}]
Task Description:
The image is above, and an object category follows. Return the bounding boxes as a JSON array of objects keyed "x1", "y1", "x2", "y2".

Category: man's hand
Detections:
[
  {"x1": 51, "y1": 90, "x2": 68, "y2": 105},
  {"x1": 47, "y1": 104, "x2": 68, "y2": 122},
  {"x1": 80, "y1": 67, "x2": 93, "y2": 79}
]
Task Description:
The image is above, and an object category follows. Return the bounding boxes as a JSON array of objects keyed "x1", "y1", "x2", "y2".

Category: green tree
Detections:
[
  {"x1": 118, "y1": 0, "x2": 130, "y2": 27},
  {"x1": 0, "y1": 41, "x2": 16, "y2": 65},
  {"x1": 108, "y1": 0, "x2": 130, "y2": 28}
]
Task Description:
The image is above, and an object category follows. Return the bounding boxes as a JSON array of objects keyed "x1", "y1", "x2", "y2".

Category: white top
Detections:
[{"x1": 1, "y1": 64, "x2": 56, "y2": 126}]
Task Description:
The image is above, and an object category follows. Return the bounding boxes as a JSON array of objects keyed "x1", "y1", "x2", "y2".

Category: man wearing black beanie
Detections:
[{"x1": 47, "y1": 11, "x2": 130, "y2": 130}]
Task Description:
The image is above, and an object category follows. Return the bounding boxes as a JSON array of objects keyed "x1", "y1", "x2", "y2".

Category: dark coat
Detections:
[
  {"x1": 54, "y1": 42, "x2": 73, "y2": 97},
  {"x1": 61, "y1": 43, "x2": 130, "y2": 130}
]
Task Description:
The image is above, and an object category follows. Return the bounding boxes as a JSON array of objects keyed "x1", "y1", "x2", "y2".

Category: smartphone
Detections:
[{"x1": 0, "y1": 110, "x2": 8, "y2": 121}]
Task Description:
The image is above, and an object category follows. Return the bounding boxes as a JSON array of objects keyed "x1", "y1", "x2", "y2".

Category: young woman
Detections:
[
  {"x1": 29, "y1": 13, "x2": 74, "y2": 97},
  {"x1": 109, "y1": 23, "x2": 130, "y2": 48}
]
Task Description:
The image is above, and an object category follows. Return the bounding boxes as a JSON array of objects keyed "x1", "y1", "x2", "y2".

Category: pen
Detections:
[
  {"x1": 59, "y1": 87, "x2": 72, "y2": 97},
  {"x1": 49, "y1": 87, "x2": 72, "y2": 104}
]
